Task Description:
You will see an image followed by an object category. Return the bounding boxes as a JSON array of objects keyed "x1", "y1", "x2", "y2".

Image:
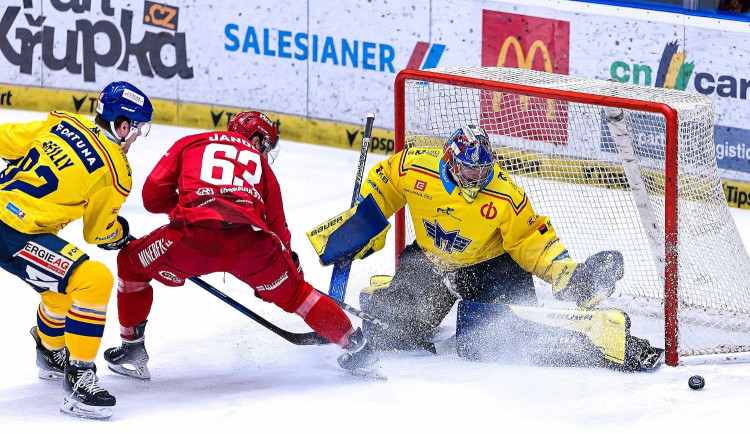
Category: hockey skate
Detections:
[
  {"x1": 338, "y1": 328, "x2": 386, "y2": 380},
  {"x1": 30, "y1": 326, "x2": 68, "y2": 380},
  {"x1": 103, "y1": 321, "x2": 150, "y2": 380},
  {"x1": 60, "y1": 361, "x2": 115, "y2": 420},
  {"x1": 623, "y1": 336, "x2": 665, "y2": 372}
]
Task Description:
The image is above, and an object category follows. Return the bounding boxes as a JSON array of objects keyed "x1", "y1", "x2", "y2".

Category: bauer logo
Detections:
[
  {"x1": 480, "y1": 11, "x2": 570, "y2": 145},
  {"x1": 0, "y1": 1, "x2": 193, "y2": 82}
]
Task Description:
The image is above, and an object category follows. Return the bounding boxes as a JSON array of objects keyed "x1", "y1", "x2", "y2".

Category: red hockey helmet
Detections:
[{"x1": 227, "y1": 111, "x2": 280, "y2": 162}]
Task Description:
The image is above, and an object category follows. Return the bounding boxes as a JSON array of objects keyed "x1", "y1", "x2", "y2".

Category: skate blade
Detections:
[
  {"x1": 60, "y1": 396, "x2": 113, "y2": 420},
  {"x1": 344, "y1": 366, "x2": 388, "y2": 381},
  {"x1": 37, "y1": 368, "x2": 64, "y2": 380},
  {"x1": 107, "y1": 362, "x2": 151, "y2": 380}
]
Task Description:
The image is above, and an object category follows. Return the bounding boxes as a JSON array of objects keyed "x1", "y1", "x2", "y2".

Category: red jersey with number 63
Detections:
[{"x1": 141, "y1": 131, "x2": 291, "y2": 248}]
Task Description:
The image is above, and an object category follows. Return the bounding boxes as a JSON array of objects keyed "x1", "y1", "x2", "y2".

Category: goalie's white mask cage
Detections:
[{"x1": 393, "y1": 66, "x2": 750, "y2": 366}]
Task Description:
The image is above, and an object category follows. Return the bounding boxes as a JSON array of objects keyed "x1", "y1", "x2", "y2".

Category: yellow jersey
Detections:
[
  {"x1": 0, "y1": 111, "x2": 130, "y2": 245},
  {"x1": 359, "y1": 147, "x2": 568, "y2": 279}
]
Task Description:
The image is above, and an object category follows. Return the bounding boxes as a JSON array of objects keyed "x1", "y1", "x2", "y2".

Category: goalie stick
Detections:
[{"x1": 328, "y1": 113, "x2": 375, "y2": 301}]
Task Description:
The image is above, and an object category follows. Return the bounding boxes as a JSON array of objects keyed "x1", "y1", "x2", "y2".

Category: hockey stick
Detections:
[
  {"x1": 315, "y1": 289, "x2": 389, "y2": 329},
  {"x1": 189, "y1": 276, "x2": 330, "y2": 345},
  {"x1": 328, "y1": 113, "x2": 375, "y2": 302},
  {"x1": 124, "y1": 236, "x2": 329, "y2": 346}
]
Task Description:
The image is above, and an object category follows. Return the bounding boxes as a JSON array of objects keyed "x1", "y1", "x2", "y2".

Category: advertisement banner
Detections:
[
  {"x1": 480, "y1": 10, "x2": 570, "y2": 145},
  {"x1": 2, "y1": 0, "x2": 750, "y2": 189}
]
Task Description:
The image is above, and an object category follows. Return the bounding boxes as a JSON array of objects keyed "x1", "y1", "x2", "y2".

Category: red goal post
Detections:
[{"x1": 393, "y1": 67, "x2": 750, "y2": 366}]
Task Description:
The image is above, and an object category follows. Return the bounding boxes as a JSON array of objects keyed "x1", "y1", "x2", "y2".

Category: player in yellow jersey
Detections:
[
  {"x1": 309, "y1": 125, "x2": 664, "y2": 371},
  {"x1": 0, "y1": 81, "x2": 153, "y2": 419}
]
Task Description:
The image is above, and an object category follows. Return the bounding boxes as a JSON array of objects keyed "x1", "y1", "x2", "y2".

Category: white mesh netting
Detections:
[{"x1": 398, "y1": 66, "x2": 750, "y2": 361}]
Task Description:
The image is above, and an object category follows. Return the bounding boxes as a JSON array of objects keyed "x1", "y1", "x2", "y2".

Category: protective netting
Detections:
[{"x1": 397, "y1": 66, "x2": 750, "y2": 361}]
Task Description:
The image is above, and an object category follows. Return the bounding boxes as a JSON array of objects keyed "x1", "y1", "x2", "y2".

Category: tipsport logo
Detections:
[{"x1": 610, "y1": 41, "x2": 694, "y2": 90}]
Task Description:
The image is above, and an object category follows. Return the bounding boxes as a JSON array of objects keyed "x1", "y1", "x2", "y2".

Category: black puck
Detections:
[{"x1": 688, "y1": 375, "x2": 705, "y2": 390}]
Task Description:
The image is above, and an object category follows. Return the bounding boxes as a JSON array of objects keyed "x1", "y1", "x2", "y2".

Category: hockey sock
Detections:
[
  {"x1": 36, "y1": 302, "x2": 67, "y2": 350},
  {"x1": 295, "y1": 285, "x2": 354, "y2": 348},
  {"x1": 65, "y1": 261, "x2": 112, "y2": 363},
  {"x1": 116, "y1": 280, "x2": 153, "y2": 339}
]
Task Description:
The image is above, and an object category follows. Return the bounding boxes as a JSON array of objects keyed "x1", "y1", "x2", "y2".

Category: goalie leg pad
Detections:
[
  {"x1": 456, "y1": 300, "x2": 663, "y2": 371},
  {"x1": 360, "y1": 244, "x2": 457, "y2": 351},
  {"x1": 307, "y1": 194, "x2": 390, "y2": 266}
]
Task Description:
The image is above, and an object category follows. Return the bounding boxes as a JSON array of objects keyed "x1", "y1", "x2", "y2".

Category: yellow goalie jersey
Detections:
[
  {"x1": 0, "y1": 111, "x2": 131, "y2": 245},
  {"x1": 359, "y1": 147, "x2": 569, "y2": 279}
]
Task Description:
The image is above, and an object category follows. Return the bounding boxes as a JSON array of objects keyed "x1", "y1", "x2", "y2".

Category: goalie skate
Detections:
[{"x1": 624, "y1": 336, "x2": 665, "y2": 372}]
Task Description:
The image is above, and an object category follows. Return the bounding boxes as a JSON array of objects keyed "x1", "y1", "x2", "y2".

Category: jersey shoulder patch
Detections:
[
  {"x1": 480, "y1": 167, "x2": 528, "y2": 215},
  {"x1": 399, "y1": 147, "x2": 442, "y2": 178}
]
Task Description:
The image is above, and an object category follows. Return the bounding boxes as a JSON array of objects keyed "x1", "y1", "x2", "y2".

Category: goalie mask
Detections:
[
  {"x1": 228, "y1": 111, "x2": 280, "y2": 163},
  {"x1": 443, "y1": 125, "x2": 494, "y2": 203}
]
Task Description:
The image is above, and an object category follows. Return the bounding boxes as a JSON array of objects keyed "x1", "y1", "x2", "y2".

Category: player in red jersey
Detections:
[{"x1": 104, "y1": 111, "x2": 376, "y2": 379}]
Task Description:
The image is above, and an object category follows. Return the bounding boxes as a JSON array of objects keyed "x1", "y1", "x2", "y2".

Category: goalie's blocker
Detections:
[{"x1": 307, "y1": 194, "x2": 390, "y2": 266}]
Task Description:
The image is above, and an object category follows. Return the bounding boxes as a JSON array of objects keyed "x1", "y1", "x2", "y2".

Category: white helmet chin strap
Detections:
[
  {"x1": 109, "y1": 120, "x2": 138, "y2": 146},
  {"x1": 109, "y1": 120, "x2": 125, "y2": 145}
]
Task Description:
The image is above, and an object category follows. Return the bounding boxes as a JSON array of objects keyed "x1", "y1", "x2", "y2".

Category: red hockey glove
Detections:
[{"x1": 291, "y1": 251, "x2": 304, "y2": 279}]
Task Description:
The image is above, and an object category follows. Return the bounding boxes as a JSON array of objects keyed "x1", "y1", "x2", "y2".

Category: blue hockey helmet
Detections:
[
  {"x1": 96, "y1": 81, "x2": 154, "y2": 142},
  {"x1": 443, "y1": 125, "x2": 494, "y2": 195}
]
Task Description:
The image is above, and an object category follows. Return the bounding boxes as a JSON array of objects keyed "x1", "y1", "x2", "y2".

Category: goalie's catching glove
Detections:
[
  {"x1": 98, "y1": 216, "x2": 131, "y2": 251},
  {"x1": 550, "y1": 250, "x2": 624, "y2": 308}
]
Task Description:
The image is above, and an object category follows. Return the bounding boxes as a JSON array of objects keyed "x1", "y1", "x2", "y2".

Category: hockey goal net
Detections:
[{"x1": 394, "y1": 67, "x2": 750, "y2": 366}]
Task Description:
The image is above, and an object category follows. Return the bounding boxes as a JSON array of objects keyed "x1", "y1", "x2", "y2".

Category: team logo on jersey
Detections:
[
  {"x1": 422, "y1": 219, "x2": 471, "y2": 254},
  {"x1": 480, "y1": 202, "x2": 498, "y2": 220},
  {"x1": 415, "y1": 180, "x2": 427, "y2": 191},
  {"x1": 196, "y1": 187, "x2": 214, "y2": 196}
]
